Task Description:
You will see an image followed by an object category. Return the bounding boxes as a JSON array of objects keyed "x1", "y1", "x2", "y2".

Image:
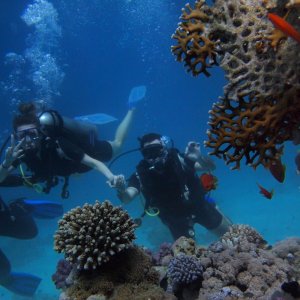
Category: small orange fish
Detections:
[
  {"x1": 200, "y1": 173, "x2": 218, "y2": 192},
  {"x1": 269, "y1": 158, "x2": 286, "y2": 183},
  {"x1": 257, "y1": 183, "x2": 274, "y2": 200},
  {"x1": 267, "y1": 12, "x2": 300, "y2": 44}
]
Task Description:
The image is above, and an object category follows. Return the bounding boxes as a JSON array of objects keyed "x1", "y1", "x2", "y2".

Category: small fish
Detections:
[
  {"x1": 267, "y1": 12, "x2": 300, "y2": 44},
  {"x1": 257, "y1": 183, "x2": 274, "y2": 200},
  {"x1": 269, "y1": 158, "x2": 286, "y2": 183},
  {"x1": 200, "y1": 173, "x2": 218, "y2": 192}
]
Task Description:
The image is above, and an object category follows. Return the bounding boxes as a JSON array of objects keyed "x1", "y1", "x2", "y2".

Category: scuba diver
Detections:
[
  {"x1": 0, "y1": 195, "x2": 63, "y2": 296},
  {"x1": 0, "y1": 87, "x2": 145, "y2": 197},
  {"x1": 114, "y1": 133, "x2": 232, "y2": 241}
]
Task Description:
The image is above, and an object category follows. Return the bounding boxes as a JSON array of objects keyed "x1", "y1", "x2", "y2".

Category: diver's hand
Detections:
[
  {"x1": 2, "y1": 135, "x2": 25, "y2": 169},
  {"x1": 107, "y1": 174, "x2": 126, "y2": 191},
  {"x1": 185, "y1": 141, "x2": 201, "y2": 162},
  {"x1": 185, "y1": 141, "x2": 216, "y2": 172}
]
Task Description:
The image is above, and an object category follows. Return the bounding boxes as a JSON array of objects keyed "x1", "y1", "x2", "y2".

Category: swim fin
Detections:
[
  {"x1": 128, "y1": 85, "x2": 147, "y2": 109},
  {"x1": 23, "y1": 199, "x2": 63, "y2": 219},
  {"x1": 74, "y1": 113, "x2": 118, "y2": 125},
  {"x1": 1, "y1": 272, "x2": 41, "y2": 296}
]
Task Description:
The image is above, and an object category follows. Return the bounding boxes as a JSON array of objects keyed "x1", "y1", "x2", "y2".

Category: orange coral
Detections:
[
  {"x1": 171, "y1": 0, "x2": 217, "y2": 77},
  {"x1": 205, "y1": 90, "x2": 300, "y2": 169},
  {"x1": 266, "y1": 28, "x2": 287, "y2": 49},
  {"x1": 172, "y1": 0, "x2": 300, "y2": 171},
  {"x1": 286, "y1": 0, "x2": 300, "y2": 8}
]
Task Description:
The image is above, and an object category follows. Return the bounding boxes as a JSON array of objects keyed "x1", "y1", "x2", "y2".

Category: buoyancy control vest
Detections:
[
  {"x1": 136, "y1": 148, "x2": 199, "y2": 211},
  {"x1": 34, "y1": 110, "x2": 99, "y2": 198}
]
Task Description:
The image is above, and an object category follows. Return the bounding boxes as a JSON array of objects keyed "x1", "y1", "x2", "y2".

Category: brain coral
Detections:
[{"x1": 54, "y1": 200, "x2": 136, "y2": 271}]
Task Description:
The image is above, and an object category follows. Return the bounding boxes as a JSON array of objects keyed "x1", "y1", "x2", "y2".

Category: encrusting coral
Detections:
[
  {"x1": 54, "y1": 200, "x2": 136, "y2": 271},
  {"x1": 172, "y1": 0, "x2": 300, "y2": 170}
]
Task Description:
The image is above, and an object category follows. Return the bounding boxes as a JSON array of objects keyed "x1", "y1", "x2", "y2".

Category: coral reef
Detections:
[
  {"x1": 220, "y1": 224, "x2": 268, "y2": 250},
  {"x1": 199, "y1": 226, "x2": 294, "y2": 300},
  {"x1": 172, "y1": 236, "x2": 197, "y2": 257},
  {"x1": 54, "y1": 200, "x2": 136, "y2": 271},
  {"x1": 52, "y1": 259, "x2": 73, "y2": 289},
  {"x1": 153, "y1": 242, "x2": 173, "y2": 266},
  {"x1": 167, "y1": 254, "x2": 203, "y2": 292},
  {"x1": 56, "y1": 224, "x2": 300, "y2": 300},
  {"x1": 172, "y1": 0, "x2": 300, "y2": 170},
  {"x1": 62, "y1": 246, "x2": 170, "y2": 300}
]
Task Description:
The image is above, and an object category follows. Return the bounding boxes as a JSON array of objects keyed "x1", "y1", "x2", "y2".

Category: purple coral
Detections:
[
  {"x1": 52, "y1": 259, "x2": 73, "y2": 289},
  {"x1": 153, "y1": 242, "x2": 173, "y2": 266},
  {"x1": 167, "y1": 254, "x2": 203, "y2": 286}
]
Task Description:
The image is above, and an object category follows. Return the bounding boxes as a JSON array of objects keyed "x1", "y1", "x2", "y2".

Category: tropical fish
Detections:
[
  {"x1": 267, "y1": 12, "x2": 300, "y2": 44},
  {"x1": 257, "y1": 183, "x2": 274, "y2": 200},
  {"x1": 200, "y1": 173, "x2": 218, "y2": 192},
  {"x1": 269, "y1": 158, "x2": 286, "y2": 183}
]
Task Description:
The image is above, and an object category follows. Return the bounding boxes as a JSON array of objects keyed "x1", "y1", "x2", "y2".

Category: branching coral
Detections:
[
  {"x1": 171, "y1": 0, "x2": 217, "y2": 77},
  {"x1": 205, "y1": 90, "x2": 300, "y2": 169},
  {"x1": 54, "y1": 200, "x2": 136, "y2": 271},
  {"x1": 172, "y1": 0, "x2": 300, "y2": 170}
]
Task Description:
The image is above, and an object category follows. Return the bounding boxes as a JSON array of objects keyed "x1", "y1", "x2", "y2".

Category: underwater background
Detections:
[{"x1": 0, "y1": 0, "x2": 299, "y2": 299}]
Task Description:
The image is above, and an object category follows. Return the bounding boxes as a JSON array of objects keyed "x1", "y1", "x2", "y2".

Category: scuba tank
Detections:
[{"x1": 38, "y1": 111, "x2": 98, "y2": 146}]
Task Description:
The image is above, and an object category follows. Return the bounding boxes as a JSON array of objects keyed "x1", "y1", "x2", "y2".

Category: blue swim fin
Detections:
[
  {"x1": 23, "y1": 199, "x2": 63, "y2": 219},
  {"x1": 128, "y1": 85, "x2": 147, "y2": 109},
  {"x1": 1, "y1": 272, "x2": 41, "y2": 296},
  {"x1": 74, "y1": 113, "x2": 118, "y2": 125}
]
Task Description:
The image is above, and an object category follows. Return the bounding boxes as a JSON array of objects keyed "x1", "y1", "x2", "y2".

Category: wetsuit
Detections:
[
  {"x1": 128, "y1": 149, "x2": 222, "y2": 240},
  {"x1": 22, "y1": 136, "x2": 113, "y2": 179},
  {"x1": 0, "y1": 136, "x2": 113, "y2": 195}
]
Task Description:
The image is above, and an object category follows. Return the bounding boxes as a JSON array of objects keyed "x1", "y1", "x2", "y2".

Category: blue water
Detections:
[{"x1": 0, "y1": 0, "x2": 299, "y2": 299}]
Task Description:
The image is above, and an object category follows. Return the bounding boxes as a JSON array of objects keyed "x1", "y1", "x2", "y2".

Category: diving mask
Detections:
[
  {"x1": 141, "y1": 144, "x2": 165, "y2": 160},
  {"x1": 15, "y1": 126, "x2": 40, "y2": 150}
]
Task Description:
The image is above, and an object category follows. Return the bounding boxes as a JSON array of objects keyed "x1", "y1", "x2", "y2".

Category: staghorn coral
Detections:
[
  {"x1": 54, "y1": 200, "x2": 136, "y2": 271},
  {"x1": 172, "y1": 0, "x2": 300, "y2": 170}
]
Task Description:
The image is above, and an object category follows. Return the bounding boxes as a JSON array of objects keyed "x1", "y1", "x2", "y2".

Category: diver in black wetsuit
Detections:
[
  {"x1": 0, "y1": 102, "x2": 130, "y2": 197},
  {"x1": 115, "y1": 133, "x2": 232, "y2": 241},
  {"x1": 0, "y1": 196, "x2": 41, "y2": 296}
]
